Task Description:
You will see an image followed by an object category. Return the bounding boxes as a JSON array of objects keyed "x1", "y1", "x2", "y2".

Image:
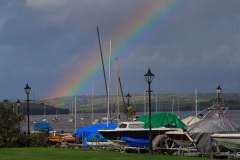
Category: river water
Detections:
[{"x1": 21, "y1": 110, "x2": 240, "y2": 134}]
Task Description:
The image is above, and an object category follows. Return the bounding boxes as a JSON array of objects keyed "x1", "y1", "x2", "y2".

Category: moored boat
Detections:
[
  {"x1": 52, "y1": 109, "x2": 60, "y2": 122},
  {"x1": 48, "y1": 136, "x2": 61, "y2": 144},
  {"x1": 98, "y1": 112, "x2": 185, "y2": 146},
  {"x1": 75, "y1": 123, "x2": 117, "y2": 147},
  {"x1": 165, "y1": 129, "x2": 194, "y2": 148},
  {"x1": 52, "y1": 116, "x2": 60, "y2": 122},
  {"x1": 166, "y1": 117, "x2": 239, "y2": 152},
  {"x1": 211, "y1": 132, "x2": 240, "y2": 151},
  {"x1": 48, "y1": 133, "x2": 76, "y2": 146},
  {"x1": 60, "y1": 133, "x2": 76, "y2": 143},
  {"x1": 165, "y1": 102, "x2": 230, "y2": 149},
  {"x1": 68, "y1": 117, "x2": 74, "y2": 123}
]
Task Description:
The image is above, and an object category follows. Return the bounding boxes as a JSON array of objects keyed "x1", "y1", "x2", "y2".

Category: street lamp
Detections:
[
  {"x1": 144, "y1": 68, "x2": 154, "y2": 155},
  {"x1": 216, "y1": 85, "x2": 222, "y2": 103},
  {"x1": 16, "y1": 99, "x2": 21, "y2": 128},
  {"x1": 126, "y1": 93, "x2": 131, "y2": 120},
  {"x1": 16, "y1": 99, "x2": 21, "y2": 115},
  {"x1": 126, "y1": 93, "x2": 131, "y2": 108},
  {"x1": 24, "y1": 83, "x2": 31, "y2": 147}
]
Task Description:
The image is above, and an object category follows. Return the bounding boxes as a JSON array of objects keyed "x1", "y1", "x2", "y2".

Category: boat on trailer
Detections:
[
  {"x1": 165, "y1": 104, "x2": 230, "y2": 148},
  {"x1": 75, "y1": 123, "x2": 117, "y2": 147},
  {"x1": 98, "y1": 112, "x2": 185, "y2": 146},
  {"x1": 211, "y1": 132, "x2": 240, "y2": 152}
]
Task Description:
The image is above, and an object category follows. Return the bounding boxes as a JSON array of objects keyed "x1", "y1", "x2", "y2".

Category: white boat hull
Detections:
[{"x1": 212, "y1": 133, "x2": 240, "y2": 151}]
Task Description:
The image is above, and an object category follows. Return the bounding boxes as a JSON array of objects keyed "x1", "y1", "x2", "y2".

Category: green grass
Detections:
[{"x1": 0, "y1": 148, "x2": 211, "y2": 160}]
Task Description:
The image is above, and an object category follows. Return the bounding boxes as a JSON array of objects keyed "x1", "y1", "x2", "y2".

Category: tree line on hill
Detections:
[{"x1": 0, "y1": 101, "x2": 69, "y2": 115}]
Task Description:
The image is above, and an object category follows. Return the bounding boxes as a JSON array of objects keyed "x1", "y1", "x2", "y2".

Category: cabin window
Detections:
[
  {"x1": 129, "y1": 124, "x2": 144, "y2": 128},
  {"x1": 118, "y1": 123, "x2": 127, "y2": 128}
]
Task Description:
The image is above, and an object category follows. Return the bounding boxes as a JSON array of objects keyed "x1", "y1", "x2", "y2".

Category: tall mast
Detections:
[
  {"x1": 74, "y1": 96, "x2": 76, "y2": 132},
  {"x1": 118, "y1": 77, "x2": 127, "y2": 119},
  {"x1": 71, "y1": 100, "x2": 74, "y2": 117},
  {"x1": 44, "y1": 100, "x2": 46, "y2": 119},
  {"x1": 107, "y1": 40, "x2": 112, "y2": 124},
  {"x1": 155, "y1": 93, "x2": 158, "y2": 113},
  {"x1": 92, "y1": 80, "x2": 94, "y2": 124},
  {"x1": 115, "y1": 58, "x2": 120, "y2": 122},
  {"x1": 96, "y1": 26, "x2": 108, "y2": 99},
  {"x1": 171, "y1": 98, "x2": 174, "y2": 114},
  {"x1": 195, "y1": 89, "x2": 198, "y2": 116},
  {"x1": 178, "y1": 98, "x2": 180, "y2": 117}
]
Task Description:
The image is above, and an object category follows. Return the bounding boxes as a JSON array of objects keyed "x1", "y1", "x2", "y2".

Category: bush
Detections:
[
  {"x1": 30, "y1": 132, "x2": 49, "y2": 147},
  {"x1": 0, "y1": 105, "x2": 23, "y2": 148}
]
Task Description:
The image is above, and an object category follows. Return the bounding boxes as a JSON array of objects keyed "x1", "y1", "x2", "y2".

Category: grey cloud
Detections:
[{"x1": 1, "y1": 0, "x2": 240, "y2": 99}]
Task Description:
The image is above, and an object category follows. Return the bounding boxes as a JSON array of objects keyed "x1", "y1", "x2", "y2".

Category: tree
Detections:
[
  {"x1": 0, "y1": 104, "x2": 24, "y2": 147},
  {"x1": 123, "y1": 106, "x2": 136, "y2": 121}
]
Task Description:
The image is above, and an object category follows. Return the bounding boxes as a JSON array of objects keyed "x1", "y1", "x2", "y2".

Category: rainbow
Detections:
[{"x1": 50, "y1": 0, "x2": 189, "y2": 99}]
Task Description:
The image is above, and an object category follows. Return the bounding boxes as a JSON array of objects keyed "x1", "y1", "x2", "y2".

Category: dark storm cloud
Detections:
[{"x1": 1, "y1": 0, "x2": 240, "y2": 99}]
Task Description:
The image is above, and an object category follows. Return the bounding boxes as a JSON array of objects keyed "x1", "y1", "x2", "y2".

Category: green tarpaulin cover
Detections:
[{"x1": 137, "y1": 112, "x2": 185, "y2": 129}]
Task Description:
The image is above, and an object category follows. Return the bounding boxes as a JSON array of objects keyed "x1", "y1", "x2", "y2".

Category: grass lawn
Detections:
[{"x1": 0, "y1": 147, "x2": 211, "y2": 160}]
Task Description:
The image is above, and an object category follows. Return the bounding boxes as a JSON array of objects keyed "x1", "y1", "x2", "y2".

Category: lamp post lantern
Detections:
[
  {"x1": 126, "y1": 93, "x2": 131, "y2": 108},
  {"x1": 16, "y1": 99, "x2": 21, "y2": 115},
  {"x1": 24, "y1": 83, "x2": 31, "y2": 146},
  {"x1": 126, "y1": 93, "x2": 131, "y2": 120},
  {"x1": 144, "y1": 68, "x2": 154, "y2": 155},
  {"x1": 216, "y1": 85, "x2": 222, "y2": 103}
]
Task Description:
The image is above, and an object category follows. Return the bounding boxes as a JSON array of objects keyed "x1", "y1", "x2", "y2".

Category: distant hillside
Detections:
[
  {"x1": 33, "y1": 93, "x2": 240, "y2": 113},
  {"x1": 0, "y1": 101, "x2": 69, "y2": 115},
  {"x1": 3, "y1": 93, "x2": 240, "y2": 115}
]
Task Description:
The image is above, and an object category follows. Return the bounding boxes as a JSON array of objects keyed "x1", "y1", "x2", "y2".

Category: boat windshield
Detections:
[{"x1": 117, "y1": 123, "x2": 127, "y2": 128}]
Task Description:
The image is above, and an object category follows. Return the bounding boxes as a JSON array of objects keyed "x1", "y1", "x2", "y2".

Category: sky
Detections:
[{"x1": 1, "y1": 0, "x2": 240, "y2": 100}]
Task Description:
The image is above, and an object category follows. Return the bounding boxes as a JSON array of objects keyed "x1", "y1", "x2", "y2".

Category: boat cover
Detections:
[
  {"x1": 75, "y1": 123, "x2": 116, "y2": 142},
  {"x1": 121, "y1": 137, "x2": 149, "y2": 147},
  {"x1": 182, "y1": 116, "x2": 200, "y2": 125},
  {"x1": 34, "y1": 121, "x2": 54, "y2": 131},
  {"x1": 185, "y1": 118, "x2": 240, "y2": 151},
  {"x1": 137, "y1": 112, "x2": 186, "y2": 129}
]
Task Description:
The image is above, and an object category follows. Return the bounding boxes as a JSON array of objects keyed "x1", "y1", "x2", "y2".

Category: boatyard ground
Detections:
[{"x1": 0, "y1": 148, "x2": 211, "y2": 160}]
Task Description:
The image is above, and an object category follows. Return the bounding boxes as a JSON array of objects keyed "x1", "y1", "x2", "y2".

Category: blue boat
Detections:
[
  {"x1": 33, "y1": 121, "x2": 54, "y2": 132},
  {"x1": 121, "y1": 137, "x2": 149, "y2": 147},
  {"x1": 75, "y1": 123, "x2": 116, "y2": 147}
]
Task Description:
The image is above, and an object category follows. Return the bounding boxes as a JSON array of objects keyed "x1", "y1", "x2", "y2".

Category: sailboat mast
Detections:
[
  {"x1": 107, "y1": 40, "x2": 112, "y2": 124},
  {"x1": 44, "y1": 99, "x2": 47, "y2": 119},
  {"x1": 118, "y1": 77, "x2": 127, "y2": 119},
  {"x1": 96, "y1": 26, "x2": 108, "y2": 98},
  {"x1": 178, "y1": 98, "x2": 180, "y2": 117},
  {"x1": 171, "y1": 98, "x2": 174, "y2": 114},
  {"x1": 92, "y1": 80, "x2": 94, "y2": 124},
  {"x1": 74, "y1": 96, "x2": 76, "y2": 132},
  {"x1": 195, "y1": 89, "x2": 198, "y2": 116},
  {"x1": 71, "y1": 100, "x2": 73, "y2": 117},
  {"x1": 115, "y1": 58, "x2": 120, "y2": 122},
  {"x1": 155, "y1": 93, "x2": 158, "y2": 113}
]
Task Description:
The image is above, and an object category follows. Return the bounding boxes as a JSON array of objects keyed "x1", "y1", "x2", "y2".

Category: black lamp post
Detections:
[
  {"x1": 24, "y1": 83, "x2": 31, "y2": 146},
  {"x1": 126, "y1": 93, "x2": 131, "y2": 120},
  {"x1": 126, "y1": 93, "x2": 131, "y2": 108},
  {"x1": 216, "y1": 85, "x2": 222, "y2": 103},
  {"x1": 16, "y1": 99, "x2": 21, "y2": 115},
  {"x1": 16, "y1": 99, "x2": 21, "y2": 128},
  {"x1": 144, "y1": 68, "x2": 154, "y2": 155}
]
